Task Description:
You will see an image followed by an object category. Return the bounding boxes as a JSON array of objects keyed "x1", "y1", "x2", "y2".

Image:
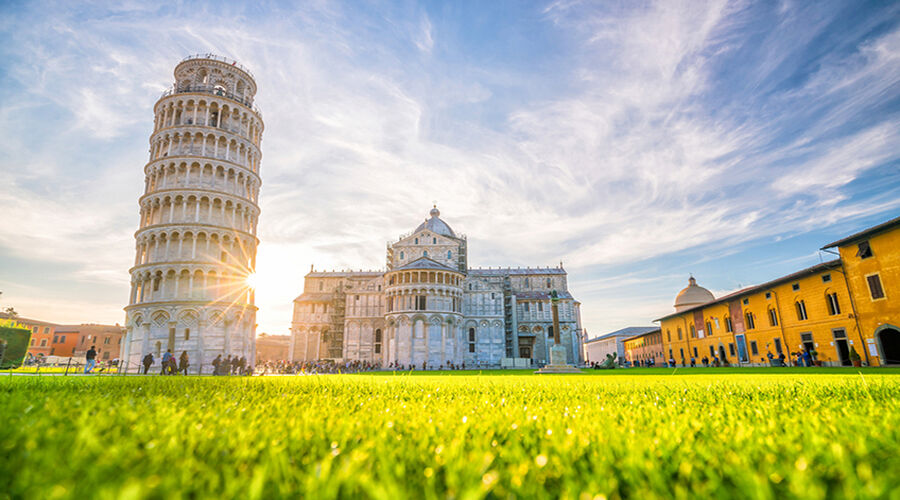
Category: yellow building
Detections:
[
  {"x1": 655, "y1": 215, "x2": 900, "y2": 367},
  {"x1": 622, "y1": 328, "x2": 663, "y2": 366},
  {"x1": 822, "y1": 215, "x2": 900, "y2": 365}
]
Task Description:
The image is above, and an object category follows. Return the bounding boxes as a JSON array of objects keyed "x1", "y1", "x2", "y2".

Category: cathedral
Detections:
[{"x1": 290, "y1": 207, "x2": 584, "y2": 368}]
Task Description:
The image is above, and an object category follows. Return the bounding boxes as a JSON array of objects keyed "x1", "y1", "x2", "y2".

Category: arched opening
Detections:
[{"x1": 877, "y1": 326, "x2": 900, "y2": 365}]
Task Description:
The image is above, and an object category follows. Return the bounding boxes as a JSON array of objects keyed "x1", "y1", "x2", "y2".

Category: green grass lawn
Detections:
[
  {"x1": 0, "y1": 366, "x2": 118, "y2": 374},
  {"x1": 1, "y1": 372, "x2": 898, "y2": 499}
]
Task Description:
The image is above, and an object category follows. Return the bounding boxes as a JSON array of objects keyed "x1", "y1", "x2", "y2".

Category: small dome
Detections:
[
  {"x1": 415, "y1": 206, "x2": 456, "y2": 237},
  {"x1": 674, "y1": 276, "x2": 715, "y2": 312}
]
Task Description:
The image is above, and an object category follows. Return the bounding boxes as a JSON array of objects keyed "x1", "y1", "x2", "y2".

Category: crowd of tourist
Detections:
[
  {"x1": 606, "y1": 349, "x2": 822, "y2": 368},
  {"x1": 255, "y1": 359, "x2": 382, "y2": 375}
]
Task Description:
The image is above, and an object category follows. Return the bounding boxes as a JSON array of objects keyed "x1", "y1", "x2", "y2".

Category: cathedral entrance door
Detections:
[{"x1": 518, "y1": 336, "x2": 535, "y2": 359}]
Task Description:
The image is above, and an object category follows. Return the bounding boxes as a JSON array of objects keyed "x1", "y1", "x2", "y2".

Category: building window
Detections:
[
  {"x1": 826, "y1": 293, "x2": 841, "y2": 315},
  {"x1": 667, "y1": 330, "x2": 671, "y2": 342},
  {"x1": 548, "y1": 326, "x2": 554, "y2": 339},
  {"x1": 768, "y1": 309, "x2": 778, "y2": 327},
  {"x1": 416, "y1": 296, "x2": 427, "y2": 311},
  {"x1": 795, "y1": 300, "x2": 808, "y2": 321},
  {"x1": 822, "y1": 274, "x2": 832, "y2": 283},
  {"x1": 538, "y1": 302, "x2": 543, "y2": 312},
  {"x1": 867, "y1": 274, "x2": 885, "y2": 300},
  {"x1": 524, "y1": 278, "x2": 529, "y2": 288},
  {"x1": 693, "y1": 347, "x2": 698, "y2": 358},
  {"x1": 32, "y1": 326, "x2": 37, "y2": 333},
  {"x1": 468, "y1": 328, "x2": 476, "y2": 353},
  {"x1": 374, "y1": 329, "x2": 382, "y2": 354},
  {"x1": 318, "y1": 281, "x2": 323, "y2": 291},
  {"x1": 40, "y1": 339, "x2": 47, "y2": 346},
  {"x1": 414, "y1": 238, "x2": 418, "y2": 245},
  {"x1": 44, "y1": 327, "x2": 50, "y2": 334},
  {"x1": 53, "y1": 335, "x2": 59, "y2": 343},
  {"x1": 792, "y1": 283, "x2": 800, "y2": 291},
  {"x1": 30, "y1": 339, "x2": 35, "y2": 346},
  {"x1": 423, "y1": 251, "x2": 428, "y2": 257},
  {"x1": 765, "y1": 292, "x2": 771, "y2": 299},
  {"x1": 185, "y1": 328, "x2": 191, "y2": 341},
  {"x1": 433, "y1": 237, "x2": 436, "y2": 244},
  {"x1": 709, "y1": 345, "x2": 715, "y2": 357},
  {"x1": 750, "y1": 340, "x2": 759, "y2": 356},
  {"x1": 689, "y1": 325, "x2": 696, "y2": 338},
  {"x1": 447, "y1": 251, "x2": 452, "y2": 259},
  {"x1": 60, "y1": 336, "x2": 65, "y2": 343},
  {"x1": 774, "y1": 338, "x2": 782, "y2": 354},
  {"x1": 742, "y1": 298, "x2": 749, "y2": 305},
  {"x1": 745, "y1": 312, "x2": 755, "y2": 329},
  {"x1": 705, "y1": 321, "x2": 712, "y2": 337},
  {"x1": 51, "y1": 348, "x2": 55, "y2": 355},
  {"x1": 677, "y1": 327, "x2": 683, "y2": 340},
  {"x1": 399, "y1": 252, "x2": 404, "y2": 260},
  {"x1": 153, "y1": 277, "x2": 160, "y2": 291},
  {"x1": 524, "y1": 302, "x2": 530, "y2": 312},
  {"x1": 729, "y1": 343, "x2": 736, "y2": 356},
  {"x1": 546, "y1": 278, "x2": 551, "y2": 288},
  {"x1": 857, "y1": 241, "x2": 873, "y2": 259},
  {"x1": 104, "y1": 337, "x2": 111, "y2": 345},
  {"x1": 713, "y1": 317, "x2": 720, "y2": 329}
]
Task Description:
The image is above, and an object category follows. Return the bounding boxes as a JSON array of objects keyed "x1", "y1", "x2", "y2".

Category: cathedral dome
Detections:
[
  {"x1": 415, "y1": 205, "x2": 456, "y2": 238},
  {"x1": 674, "y1": 276, "x2": 715, "y2": 312}
]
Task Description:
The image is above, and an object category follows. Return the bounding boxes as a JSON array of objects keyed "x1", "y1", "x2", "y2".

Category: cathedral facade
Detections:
[{"x1": 290, "y1": 208, "x2": 584, "y2": 368}]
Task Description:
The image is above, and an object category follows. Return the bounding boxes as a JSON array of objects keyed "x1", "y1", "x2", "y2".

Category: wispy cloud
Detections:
[{"x1": 0, "y1": 1, "x2": 897, "y2": 337}]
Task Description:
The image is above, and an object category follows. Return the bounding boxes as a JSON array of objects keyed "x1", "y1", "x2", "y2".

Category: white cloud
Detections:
[{"x1": 1, "y1": 1, "x2": 898, "y2": 338}]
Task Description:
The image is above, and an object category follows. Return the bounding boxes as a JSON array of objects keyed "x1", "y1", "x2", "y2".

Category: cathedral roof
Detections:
[
  {"x1": 469, "y1": 267, "x2": 566, "y2": 276},
  {"x1": 515, "y1": 291, "x2": 574, "y2": 300},
  {"x1": 414, "y1": 206, "x2": 457, "y2": 238},
  {"x1": 394, "y1": 257, "x2": 458, "y2": 272}
]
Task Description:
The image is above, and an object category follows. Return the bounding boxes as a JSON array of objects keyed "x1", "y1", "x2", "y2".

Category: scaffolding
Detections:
[{"x1": 327, "y1": 285, "x2": 346, "y2": 359}]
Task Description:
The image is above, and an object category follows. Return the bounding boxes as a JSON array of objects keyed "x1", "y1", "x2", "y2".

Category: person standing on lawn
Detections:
[
  {"x1": 84, "y1": 345, "x2": 97, "y2": 374},
  {"x1": 142, "y1": 353, "x2": 154, "y2": 374},
  {"x1": 179, "y1": 351, "x2": 189, "y2": 375},
  {"x1": 161, "y1": 349, "x2": 173, "y2": 375}
]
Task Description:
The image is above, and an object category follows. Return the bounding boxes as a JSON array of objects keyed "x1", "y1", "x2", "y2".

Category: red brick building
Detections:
[{"x1": 73, "y1": 324, "x2": 126, "y2": 362}]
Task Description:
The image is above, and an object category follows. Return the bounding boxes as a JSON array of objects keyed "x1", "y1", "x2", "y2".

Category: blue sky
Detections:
[{"x1": 0, "y1": 0, "x2": 898, "y2": 338}]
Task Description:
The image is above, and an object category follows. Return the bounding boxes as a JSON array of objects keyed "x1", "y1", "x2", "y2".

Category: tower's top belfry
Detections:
[{"x1": 168, "y1": 54, "x2": 259, "y2": 111}]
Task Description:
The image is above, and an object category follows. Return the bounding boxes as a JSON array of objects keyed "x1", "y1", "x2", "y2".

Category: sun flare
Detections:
[{"x1": 245, "y1": 272, "x2": 260, "y2": 290}]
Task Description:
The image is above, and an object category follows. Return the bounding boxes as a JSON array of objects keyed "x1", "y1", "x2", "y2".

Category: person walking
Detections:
[
  {"x1": 212, "y1": 354, "x2": 222, "y2": 375},
  {"x1": 142, "y1": 353, "x2": 154, "y2": 375},
  {"x1": 84, "y1": 345, "x2": 97, "y2": 374},
  {"x1": 179, "y1": 351, "x2": 189, "y2": 375}
]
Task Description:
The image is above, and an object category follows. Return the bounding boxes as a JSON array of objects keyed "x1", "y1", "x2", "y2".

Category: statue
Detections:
[{"x1": 599, "y1": 352, "x2": 618, "y2": 369}]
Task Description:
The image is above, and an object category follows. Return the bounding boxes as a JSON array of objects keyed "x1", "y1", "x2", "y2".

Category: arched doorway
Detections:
[{"x1": 877, "y1": 326, "x2": 900, "y2": 365}]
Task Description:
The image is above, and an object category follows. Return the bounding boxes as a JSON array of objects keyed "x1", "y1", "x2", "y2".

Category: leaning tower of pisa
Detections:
[{"x1": 122, "y1": 54, "x2": 264, "y2": 373}]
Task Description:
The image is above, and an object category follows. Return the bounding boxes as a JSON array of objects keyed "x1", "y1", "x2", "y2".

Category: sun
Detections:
[{"x1": 245, "y1": 272, "x2": 260, "y2": 290}]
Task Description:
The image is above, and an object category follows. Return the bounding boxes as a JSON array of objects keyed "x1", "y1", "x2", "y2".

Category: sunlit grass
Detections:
[{"x1": 1, "y1": 373, "x2": 898, "y2": 499}]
